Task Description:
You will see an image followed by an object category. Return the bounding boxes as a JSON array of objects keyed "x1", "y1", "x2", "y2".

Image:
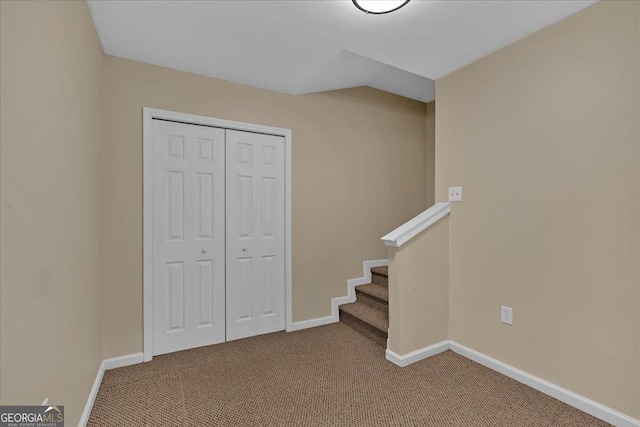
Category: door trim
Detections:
[{"x1": 142, "y1": 108, "x2": 293, "y2": 362}]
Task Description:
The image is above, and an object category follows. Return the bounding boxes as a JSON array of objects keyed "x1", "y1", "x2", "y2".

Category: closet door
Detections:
[
  {"x1": 225, "y1": 129, "x2": 286, "y2": 341},
  {"x1": 152, "y1": 120, "x2": 226, "y2": 356}
]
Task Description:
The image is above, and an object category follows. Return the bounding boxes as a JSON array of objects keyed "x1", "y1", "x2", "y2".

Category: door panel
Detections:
[
  {"x1": 166, "y1": 171, "x2": 185, "y2": 241},
  {"x1": 196, "y1": 259, "x2": 214, "y2": 326},
  {"x1": 237, "y1": 176, "x2": 253, "y2": 238},
  {"x1": 261, "y1": 256, "x2": 275, "y2": 316},
  {"x1": 167, "y1": 262, "x2": 185, "y2": 331},
  {"x1": 226, "y1": 129, "x2": 285, "y2": 341},
  {"x1": 237, "y1": 257, "x2": 253, "y2": 320},
  {"x1": 196, "y1": 173, "x2": 214, "y2": 239},
  {"x1": 152, "y1": 120, "x2": 226, "y2": 356}
]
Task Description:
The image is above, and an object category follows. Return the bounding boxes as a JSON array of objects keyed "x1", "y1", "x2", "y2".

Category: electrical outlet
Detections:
[
  {"x1": 448, "y1": 186, "x2": 462, "y2": 202},
  {"x1": 501, "y1": 306, "x2": 513, "y2": 325}
]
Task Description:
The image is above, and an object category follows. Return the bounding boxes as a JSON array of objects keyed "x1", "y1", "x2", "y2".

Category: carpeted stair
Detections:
[{"x1": 339, "y1": 266, "x2": 389, "y2": 347}]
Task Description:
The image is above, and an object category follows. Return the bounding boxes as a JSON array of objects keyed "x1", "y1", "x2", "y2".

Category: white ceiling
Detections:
[{"x1": 88, "y1": 0, "x2": 596, "y2": 103}]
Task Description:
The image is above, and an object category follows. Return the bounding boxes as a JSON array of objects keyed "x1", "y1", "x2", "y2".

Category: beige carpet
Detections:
[{"x1": 88, "y1": 323, "x2": 609, "y2": 426}]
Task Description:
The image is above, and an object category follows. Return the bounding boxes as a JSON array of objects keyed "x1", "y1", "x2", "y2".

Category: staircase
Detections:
[{"x1": 339, "y1": 266, "x2": 389, "y2": 346}]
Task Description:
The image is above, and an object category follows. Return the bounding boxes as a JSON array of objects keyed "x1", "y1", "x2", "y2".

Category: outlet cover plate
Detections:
[
  {"x1": 501, "y1": 306, "x2": 513, "y2": 325},
  {"x1": 449, "y1": 186, "x2": 462, "y2": 202}
]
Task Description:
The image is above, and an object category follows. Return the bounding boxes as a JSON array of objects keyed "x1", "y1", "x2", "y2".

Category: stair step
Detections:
[
  {"x1": 355, "y1": 283, "x2": 389, "y2": 312},
  {"x1": 371, "y1": 266, "x2": 388, "y2": 277},
  {"x1": 339, "y1": 301, "x2": 389, "y2": 334},
  {"x1": 338, "y1": 266, "x2": 390, "y2": 347},
  {"x1": 371, "y1": 266, "x2": 388, "y2": 287},
  {"x1": 339, "y1": 302, "x2": 388, "y2": 347},
  {"x1": 356, "y1": 283, "x2": 388, "y2": 302}
]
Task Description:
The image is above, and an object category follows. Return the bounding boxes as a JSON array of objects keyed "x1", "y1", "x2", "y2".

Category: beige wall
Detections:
[
  {"x1": 425, "y1": 102, "x2": 436, "y2": 207},
  {"x1": 0, "y1": 1, "x2": 104, "y2": 425},
  {"x1": 388, "y1": 217, "x2": 449, "y2": 355},
  {"x1": 101, "y1": 56, "x2": 430, "y2": 358},
  {"x1": 436, "y1": 0, "x2": 639, "y2": 418}
]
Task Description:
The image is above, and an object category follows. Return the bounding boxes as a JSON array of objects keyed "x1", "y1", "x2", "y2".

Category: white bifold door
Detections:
[
  {"x1": 225, "y1": 130, "x2": 285, "y2": 341},
  {"x1": 151, "y1": 120, "x2": 285, "y2": 357}
]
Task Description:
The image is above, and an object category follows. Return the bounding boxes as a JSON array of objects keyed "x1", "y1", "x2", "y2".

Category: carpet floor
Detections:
[{"x1": 88, "y1": 323, "x2": 609, "y2": 426}]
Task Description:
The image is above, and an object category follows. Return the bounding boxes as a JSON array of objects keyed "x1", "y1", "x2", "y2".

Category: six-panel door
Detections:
[
  {"x1": 152, "y1": 120, "x2": 226, "y2": 356},
  {"x1": 225, "y1": 130, "x2": 286, "y2": 341}
]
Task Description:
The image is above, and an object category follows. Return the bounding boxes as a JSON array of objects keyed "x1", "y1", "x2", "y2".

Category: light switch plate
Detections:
[{"x1": 449, "y1": 186, "x2": 462, "y2": 202}]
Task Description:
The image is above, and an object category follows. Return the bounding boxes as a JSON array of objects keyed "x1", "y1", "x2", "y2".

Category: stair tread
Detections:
[
  {"x1": 355, "y1": 283, "x2": 389, "y2": 302},
  {"x1": 371, "y1": 266, "x2": 388, "y2": 277},
  {"x1": 339, "y1": 301, "x2": 389, "y2": 333}
]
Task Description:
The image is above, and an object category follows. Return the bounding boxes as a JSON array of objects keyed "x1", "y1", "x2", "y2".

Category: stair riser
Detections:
[
  {"x1": 371, "y1": 273, "x2": 388, "y2": 287},
  {"x1": 355, "y1": 290, "x2": 388, "y2": 313},
  {"x1": 339, "y1": 310, "x2": 388, "y2": 347}
]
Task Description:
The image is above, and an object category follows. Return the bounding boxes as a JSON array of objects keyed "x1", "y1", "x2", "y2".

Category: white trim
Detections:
[
  {"x1": 142, "y1": 108, "x2": 293, "y2": 361},
  {"x1": 290, "y1": 315, "x2": 335, "y2": 331},
  {"x1": 385, "y1": 341, "x2": 450, "y2": 367},
  {"x1": 449, "y1": 342, "x2": 640, "y2": 427},
  {"x1": 78, "y1": 363, "x2": 104, "y2": 427},
  {"x1": 284, "y1": 124, "x2": 293, "y2": 333},
  {"x1": 102, "y1": 352, "x2": 144, "y2": 371},
  {"x1": 143, "y1": 108, "x2": 153, "y2": 362},
  {"x1": 380, "y1": 202, "x2": 450, "y2": 247},
  {"x1": 290, "y1": 259, "x2": 388, "y2": 331},
  {"x1": 79, "y1": 353, "x2": 143, "y2": 427}
]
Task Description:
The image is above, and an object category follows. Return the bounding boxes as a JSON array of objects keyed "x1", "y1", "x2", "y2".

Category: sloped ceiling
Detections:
[{"x1": 88, "y1": 0, "x2": 596, "y2": 102}]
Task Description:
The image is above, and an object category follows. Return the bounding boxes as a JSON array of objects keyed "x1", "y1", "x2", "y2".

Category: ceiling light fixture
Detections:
[{"x1": 352, "y1": 0, "x2": 411, "y2": 14}]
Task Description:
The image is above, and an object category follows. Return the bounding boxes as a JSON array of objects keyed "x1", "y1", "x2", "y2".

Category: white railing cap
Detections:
[{"x1": 380, "y1": 202, "x2": 451, "y2": 248}]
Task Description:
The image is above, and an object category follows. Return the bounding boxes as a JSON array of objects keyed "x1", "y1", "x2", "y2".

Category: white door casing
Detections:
[
  {"x1": 151, "y1": 120, "x2": 226, "y2": 356},
  {"x1": 225, "y1": 130, "x2": 286, "y2": 341}
]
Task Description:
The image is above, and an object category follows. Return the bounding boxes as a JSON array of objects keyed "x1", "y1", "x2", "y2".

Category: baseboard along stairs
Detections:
[{"x1": 339, "y1": 266, "x2": 389, "y2": 346}]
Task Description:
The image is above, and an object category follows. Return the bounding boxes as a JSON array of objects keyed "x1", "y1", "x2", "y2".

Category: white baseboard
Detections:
[
  {"x1": 78, "y1": 353, "x2": 143, "y2": 427},
  {"x1": 78, "y1": 361, "x2": 104, "y2": 427},
  {"x1": 290, "y1": 259, "x2": 388, "y2": 332},
  {"x1": 291, "y1": 315, "x2": 336, "y2": 331},
  {"x1": 386, "y1": 340, "x2": 450, "y2": 367},
  {"x1": 450, "y1": 342, "x2": 640, "y2": 427},
  {"x1": 102, "y1": 353, "x2": 144, "y2": 371}
]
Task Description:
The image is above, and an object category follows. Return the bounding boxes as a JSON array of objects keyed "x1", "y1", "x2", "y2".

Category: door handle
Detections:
[
  {"x1": 202, "y1": 248, "x2": 208, "y2": 254},
  {"x1": 242, "y1": 246, "x2": 248, "y2": 252}
]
